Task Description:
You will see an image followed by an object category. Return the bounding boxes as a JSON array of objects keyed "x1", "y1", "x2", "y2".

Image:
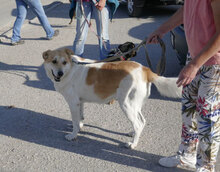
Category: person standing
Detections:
[
  {"x1": 147, "y1": 0, "x2": 220, "y2": 171},
  {"x1": 72, "y1": 0, "x2": 118, "y2": 60},
  {"x1": 11, "y1": 0, "x2": 59, "y2": 45}
]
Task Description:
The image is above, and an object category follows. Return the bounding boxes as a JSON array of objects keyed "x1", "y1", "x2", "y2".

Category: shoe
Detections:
[
  {"x1": 159, "y1": 154, "x2": 196, "y2": 169},
  {"x1": 196, "y1": 167, "x2": 215, "y2": 172},
  {"x1": 47, "y1": 30, "x2": 59, "y2": 40},
  {"x1": 11, "y1": 40, "x2": 25, "y2": 46}
]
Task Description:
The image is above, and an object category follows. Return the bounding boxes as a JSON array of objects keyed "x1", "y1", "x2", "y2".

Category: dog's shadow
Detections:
[{"x1": 0, "y1": 105, "x2": 191, "y2": 172}]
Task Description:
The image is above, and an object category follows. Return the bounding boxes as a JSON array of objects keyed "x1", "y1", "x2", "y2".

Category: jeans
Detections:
[
  {"x1": 73, "y1": 1, "x2": 111, "y2": 60},
  {"x1": 11, "y1": 0, "x2": 54, "y2": 43}
]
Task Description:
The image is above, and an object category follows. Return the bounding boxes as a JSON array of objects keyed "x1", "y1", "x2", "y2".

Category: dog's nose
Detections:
[{"x1": 58, "y1": 71, "x2": 63, "y2": 77}]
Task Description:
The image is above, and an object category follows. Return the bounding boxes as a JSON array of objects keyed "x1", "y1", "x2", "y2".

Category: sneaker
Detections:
[
  {"x1": 47, "y1": 30, "x2": 59, "y2": 40},
  {"x1": 11, "y1": 40, "x2": 25, "y2": 46},
  {"x1": 196, "y1": 167, "x2": 215, "y2": 172},
  {"x1": 159, "y1": 154, "x2": 196, "y2": 169}
]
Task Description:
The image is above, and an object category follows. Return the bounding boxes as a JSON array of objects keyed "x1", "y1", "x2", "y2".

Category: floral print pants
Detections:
[{"x1": 178, "y1": 61, "x2": 220, "y2": 171}]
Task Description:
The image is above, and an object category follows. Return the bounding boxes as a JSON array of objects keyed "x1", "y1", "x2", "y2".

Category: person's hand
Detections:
[
  {"x1": 176, "y1": 63, "x2": 200, "y2": 87},
  {"x1": 95, "y1": 0, "x2": 106, "y2": 11},
  {"x1": 147, "y1": 30, "x2": 164, "y2": 44}
]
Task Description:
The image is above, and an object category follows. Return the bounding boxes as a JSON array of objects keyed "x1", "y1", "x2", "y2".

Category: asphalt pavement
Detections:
[{"x1": 0, "y1": 1, "x2": 219, "y2": 172}]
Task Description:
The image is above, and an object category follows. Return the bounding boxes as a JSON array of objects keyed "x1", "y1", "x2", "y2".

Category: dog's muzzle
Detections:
[{"x1": 51, "y1": 70, "x2": 63, "y2": 82}]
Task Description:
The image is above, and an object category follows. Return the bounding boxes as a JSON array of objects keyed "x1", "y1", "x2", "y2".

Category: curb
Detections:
[{"x1": 0, "y1": 1, "x2": 65, "y2": 42}]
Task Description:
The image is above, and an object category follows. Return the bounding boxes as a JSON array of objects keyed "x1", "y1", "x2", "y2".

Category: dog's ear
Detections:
[
  {"x1": 64, "y1": 48, "x2": 74, "y2": 56},
  {"x1": 42, "y1": 50, "x2": 52, "y2": 61}
]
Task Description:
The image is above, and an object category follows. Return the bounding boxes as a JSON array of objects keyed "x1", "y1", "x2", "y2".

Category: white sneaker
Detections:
[
  {"x1": 196, "y1": 167, "x2": 215, "y2": 172},
  {"x1": 159, "y1": 155, "x2": 196, "y2": 169}
]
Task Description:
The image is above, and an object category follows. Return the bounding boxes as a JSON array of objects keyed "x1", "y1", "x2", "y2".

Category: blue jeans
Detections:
[
  {"x1": 73, "y1": 1, "x2": 111, "y2": 60},
  {"x1": 11, "y1": 0, "x2": 54, "y2": 42}
]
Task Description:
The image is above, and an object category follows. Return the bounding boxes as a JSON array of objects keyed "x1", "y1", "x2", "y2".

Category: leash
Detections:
[
  {"x1": 156, "y1": 37, "x2": 166, "y2": 76},
  {"x1": 72, "y1": 37, "x2": 166, "y2": 76},
  {"x1": 100, "y1": 37, "x2": 166, "y2": 75}
]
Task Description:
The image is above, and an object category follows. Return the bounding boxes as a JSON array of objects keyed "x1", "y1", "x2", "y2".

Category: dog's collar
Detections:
[{"x1": 72, "y1": 59, "x2": 92, "y2": 65}]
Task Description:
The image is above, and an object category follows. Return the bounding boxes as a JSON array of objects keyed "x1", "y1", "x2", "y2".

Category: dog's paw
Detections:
[
  {"x1": 79, "y1": 121, "x2": 84, "y2": 129},
  {"x1": 124, "y1": 142, "x2": 136, "y2": 149},
  {"x1": 106, "y1": 99, "x2": 115, "y2": 105},
  {"x1": 65, "y1": 133, "x2": 77, "y2": 141}
]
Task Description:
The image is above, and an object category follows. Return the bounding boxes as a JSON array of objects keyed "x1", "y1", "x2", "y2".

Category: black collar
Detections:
[{"x1": 72, "y1": 59, "x2": 93, "y2": 65}]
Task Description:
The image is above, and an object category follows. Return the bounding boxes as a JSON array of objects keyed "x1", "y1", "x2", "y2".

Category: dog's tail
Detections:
[{"x1": 143, "y1": 67, "x2": 182, "y2": 98}]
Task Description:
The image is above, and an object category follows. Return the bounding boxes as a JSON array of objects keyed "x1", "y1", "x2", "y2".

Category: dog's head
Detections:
[
  {"x1": 108, "y1": 42, "x2": 137, "y2": 60},
  {"x1": 42, "y1": 48, "x2": 74, "y2": 82}
]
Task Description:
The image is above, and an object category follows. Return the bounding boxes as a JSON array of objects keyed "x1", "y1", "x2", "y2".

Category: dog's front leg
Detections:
[
  {"x1": 79, "y1": 103, "x2": 84, "y2": 129},
  {"x1": 64, "y1": 96, "x2": 81, "y2": 141}
]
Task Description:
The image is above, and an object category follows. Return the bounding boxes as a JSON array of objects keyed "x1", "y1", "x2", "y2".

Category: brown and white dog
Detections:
[{"x1": 42, "y1": 48, "x2": 182, "y2": 149}]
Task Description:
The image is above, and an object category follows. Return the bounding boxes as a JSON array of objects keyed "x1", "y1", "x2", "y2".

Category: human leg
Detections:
[
  {"x1": 159, "y1": 65, "x2": 220, "y2": 172},
  {"x1": 73, "y1": 2, "x2": 92, "y2": 57},
  {"x1": 159, "y1": 54, "x2": 199, "y2": 169},
  {"x1": 23, "y1": 0, "x2": 55, "y2": 39},
  {"x1": 159, "y1": 76, "x2": 200, "y2": 169},
  {"x1": 196, "y1": 65, "x2": 220, "y2": 172},
  {"x1": 11, "y1": 0, "x2": 27, "y2": 43},
  {"x1": 93, "y1": 5, "x2": 111, "y2": 59}
]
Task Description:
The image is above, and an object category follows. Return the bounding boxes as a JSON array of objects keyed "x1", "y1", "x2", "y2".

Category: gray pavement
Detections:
[
  {"x1": 0, "y1": 0, "x2": 15, "y2": 29},
  {"x1": 0, "y1": 1, "x2": 219, "y2": 172}
]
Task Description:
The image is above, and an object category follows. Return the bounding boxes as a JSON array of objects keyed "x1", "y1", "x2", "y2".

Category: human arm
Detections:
[
  {"x1": 147, "y1": 6, "x2": 184, "y2": 44},
  {"x1": 95, "y1": 0, "x2": 106, "y2": 11},
  {"x1": 176, "y1": 0, "x2": 220, "y2": 87}
]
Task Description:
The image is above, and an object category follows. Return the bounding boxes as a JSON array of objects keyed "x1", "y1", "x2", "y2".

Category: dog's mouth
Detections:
[{"x1": 51, "y1": 70, "x2": 61, "y2": 82}]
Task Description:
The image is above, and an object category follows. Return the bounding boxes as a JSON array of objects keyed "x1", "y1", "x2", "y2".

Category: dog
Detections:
[
  {"x1": 42, "y1": 48, "x2": 182, "y2": 149},
  {"x1": 107, "y1": 42, "x2": 137, "y2": 61}
]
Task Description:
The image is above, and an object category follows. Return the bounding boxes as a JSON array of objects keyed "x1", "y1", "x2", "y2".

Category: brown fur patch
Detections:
[
  {"x1": 78, "y1": 57, "x2": 85, "y2": 61},
  {"x1": 142, "y1": 66, "x2": 158, "y2": 83},
  {"x1": 86, "y1": 61, "x2": 140, "y2": 99}
]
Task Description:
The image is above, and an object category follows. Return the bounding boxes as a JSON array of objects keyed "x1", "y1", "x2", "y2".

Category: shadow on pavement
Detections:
[
  {"x1": 0, "y1": 105, "x2": 191, "y2": 172},
  {"x1": 0, "y1": 62, "x2": 54, "y2": 91}
]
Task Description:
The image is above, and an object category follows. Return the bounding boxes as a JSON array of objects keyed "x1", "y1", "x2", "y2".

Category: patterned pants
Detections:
[{"x1": 178, "y1": 58, "x2": 220, "y2": 171}]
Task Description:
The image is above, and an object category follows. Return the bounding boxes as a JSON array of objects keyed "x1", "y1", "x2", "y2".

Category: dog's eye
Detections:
[
  {"x1": 52, "y1": 60, "x2": 57, "y2": 64},
  {"x1": 63, "y1": 61, "x2": 67, "y2": 65}
]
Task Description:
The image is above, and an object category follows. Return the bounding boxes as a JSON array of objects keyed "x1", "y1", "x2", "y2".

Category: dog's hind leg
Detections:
[
  {"x1": 118, "y1": 87, "x2": 146, "y2": 149},
  {"x1": 125, "y1": 109, "x2": 145, "y2": 149}
]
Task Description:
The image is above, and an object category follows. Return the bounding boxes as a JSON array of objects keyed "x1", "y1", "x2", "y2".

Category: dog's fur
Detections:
[{"x1": 43, "y1": 48, "x2": 182, "y2": 149}]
